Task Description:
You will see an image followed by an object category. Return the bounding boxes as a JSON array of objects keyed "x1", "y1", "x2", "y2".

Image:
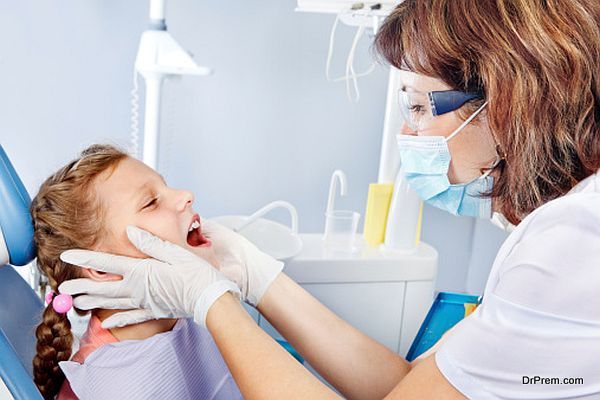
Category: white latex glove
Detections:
[
  {"x1": 59, "y1": 226, "x2": 240, "y2": 329},
  {"x1": 202, "y1": 219, "x2": 284, "y2": 307}
]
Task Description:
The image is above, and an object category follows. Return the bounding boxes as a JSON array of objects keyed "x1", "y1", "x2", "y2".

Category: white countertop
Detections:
[{"x1": 284, "y1": 234, "x2": 438, "y2": 283}]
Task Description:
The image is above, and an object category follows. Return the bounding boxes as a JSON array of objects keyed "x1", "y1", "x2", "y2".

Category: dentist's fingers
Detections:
[
  {"x1": 101, "y1": 309, "x2": 155, "y2": 329},
  {"x1": 72, "y1": 295, "x2": 139, "y2": 311},
  {"x1": 201, "y1": 219, "x2": 231, "y2": 235},
  {"x1": 126, "y1": 225, "x2": 197, "y2": 264},
  {"x1": 202, "y1": 220, "x2": 240, "y2": 243},
  {"x1": 59, "y1": 278, "x2": 124, "y2": 297},
  {"x1": 202, "y1": 220, "x2": 240, "y2": 255},
  {"x1": 60, "y1": 249, "x2": 137, "y2": 275}
]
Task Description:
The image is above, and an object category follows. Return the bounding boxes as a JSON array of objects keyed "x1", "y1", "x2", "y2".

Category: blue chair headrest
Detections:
[{"x1": 0, "y1": 145, "x2": 35, "y2": 266}]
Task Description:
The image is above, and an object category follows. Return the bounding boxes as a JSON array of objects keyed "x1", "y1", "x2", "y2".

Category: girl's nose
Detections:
[
  {"x1": 400, "y1": 121, "x2": 417, "y2": 136},
  {"x1": 175, "y1": 189, "x2": 194, "y2": 211}
]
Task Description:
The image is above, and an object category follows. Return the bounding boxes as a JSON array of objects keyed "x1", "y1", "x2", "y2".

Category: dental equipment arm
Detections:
[{"x1": 134, "y1": 0, "x2": 212, "y2": 169}]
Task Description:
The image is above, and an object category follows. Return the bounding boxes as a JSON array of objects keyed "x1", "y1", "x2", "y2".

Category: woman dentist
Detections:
[{"x1": 59, "y1": 0, "x2": 600, "y2": 398}]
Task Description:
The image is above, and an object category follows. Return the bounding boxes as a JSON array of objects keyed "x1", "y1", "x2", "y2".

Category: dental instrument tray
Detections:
[{"x1": 405, "y1": 291, "x2": 481, "y2": 362}]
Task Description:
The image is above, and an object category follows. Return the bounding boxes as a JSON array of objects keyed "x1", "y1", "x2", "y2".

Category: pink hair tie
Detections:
[
  {"x1": 44, "y1": 291, "x2": 55, "y2": 305},
  {"x1": 45, "y1": 291, "x2": 73, "y2": 314}
]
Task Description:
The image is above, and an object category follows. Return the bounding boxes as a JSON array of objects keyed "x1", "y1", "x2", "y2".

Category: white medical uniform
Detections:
[{"x1": 435, "y1": 170, "x2": 600, "y2": 399}]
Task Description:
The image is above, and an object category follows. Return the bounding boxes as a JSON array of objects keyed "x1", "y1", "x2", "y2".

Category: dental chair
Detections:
[{"x1": 0, "y1": 145, "x2": 44, "y2": 399}]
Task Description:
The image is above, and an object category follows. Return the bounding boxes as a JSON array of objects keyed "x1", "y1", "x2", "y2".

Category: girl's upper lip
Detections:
[{"x1": 188, "y1": 213, "x2": 201, "y2": 232}]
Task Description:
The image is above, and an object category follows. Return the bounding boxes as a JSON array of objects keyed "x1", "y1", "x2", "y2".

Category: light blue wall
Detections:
[{"x1": 0, "y1": 0, "x2": 508, "y2": 294}]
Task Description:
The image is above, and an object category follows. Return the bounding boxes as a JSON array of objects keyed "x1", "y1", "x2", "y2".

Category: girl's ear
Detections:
[{"x1": 81, "y1": 268, "x2": 122, "y2": 282}]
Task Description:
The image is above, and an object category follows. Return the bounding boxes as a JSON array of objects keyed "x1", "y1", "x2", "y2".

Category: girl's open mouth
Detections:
[{"x1": 187, "y1": 215, "x2": 212, "y2": 247}]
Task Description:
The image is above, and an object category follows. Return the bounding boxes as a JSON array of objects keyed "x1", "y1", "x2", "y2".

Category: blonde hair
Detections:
[
  {"x1": 375, "y1": 0, "x2": 600, "y2": 223},
  {"x1": 30, "y1": 144, "x2": 128, "y2": 399}
]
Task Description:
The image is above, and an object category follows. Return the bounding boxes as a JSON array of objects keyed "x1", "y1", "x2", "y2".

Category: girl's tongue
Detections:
[{"x1": 187, "y1": 226, "x2": 208, "y2": 247}]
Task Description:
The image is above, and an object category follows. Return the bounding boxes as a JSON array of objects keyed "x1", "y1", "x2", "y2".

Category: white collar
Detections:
[
  {"x1": 491, "y1": 169, "x2": 600, "y2": 232},
  {"x1": 567, "y1": 169, "x2": 600, "y2": 195}
]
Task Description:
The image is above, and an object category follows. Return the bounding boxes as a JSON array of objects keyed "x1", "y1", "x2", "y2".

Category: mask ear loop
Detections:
[
  {"x1": 482, "y1": 136, "x2": 506, "y2": 178},
  {"x1": 481, "y1": 155, "x2": 501, "y2": 178},
  {"x1": 495, "y1": 143, "x2": 506, "y2": 163},
  {"x1": 442, "y1": 100, "x2": 497, "y2": 180},
  {"x1": 445, "y1": 101, "x2": 489, "y2": 142}
]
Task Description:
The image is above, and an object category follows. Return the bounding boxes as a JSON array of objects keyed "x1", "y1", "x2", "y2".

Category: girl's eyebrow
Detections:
[
  {"x1": 401, "y1": 84, "x2": 426, "y2": 94},
  {"x1": 132, "y1": 175, "x2": 167, "y2": 205},
  {"x1": 132, "y1": 181, "x2": 154, "y2": 204}
]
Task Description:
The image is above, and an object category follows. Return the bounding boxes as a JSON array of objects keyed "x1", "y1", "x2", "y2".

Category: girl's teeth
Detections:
[{"x1": 189, "y1": 220, "x2": 201, "y2": 231}]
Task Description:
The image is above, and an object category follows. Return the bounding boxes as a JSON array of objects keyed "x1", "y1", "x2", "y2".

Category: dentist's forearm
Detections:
[
  {"x1": 257, "y1": 273, "x2": 411, "y2": 400},
  {"x1": 206, "y1": 292, "x2": 341, "y2": 400}
]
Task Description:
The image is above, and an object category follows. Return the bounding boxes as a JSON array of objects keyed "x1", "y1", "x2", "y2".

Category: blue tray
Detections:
[
  {"x1": 276, "y1": 339, "x2": 304, "y2": 364},
  {"x1": 405, "y1": 292, "x2": 481, "y2": 362}
]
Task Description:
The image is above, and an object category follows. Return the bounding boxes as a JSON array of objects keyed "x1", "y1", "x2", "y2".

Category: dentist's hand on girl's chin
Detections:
[
  {"x1": 58, "y1": 226, "x2": 241, "y2": 329},
  {"x1": 201, "y1": 219, "x2": 285, "y2": 307}
]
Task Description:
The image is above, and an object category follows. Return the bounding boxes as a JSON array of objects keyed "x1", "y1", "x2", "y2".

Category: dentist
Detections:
[{"x1": 60, "y1": 0, "x2": 600, "y2": 399}]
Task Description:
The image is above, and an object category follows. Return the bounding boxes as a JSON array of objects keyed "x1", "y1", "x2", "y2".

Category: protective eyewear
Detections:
[{"x1": 398, "y1": 89, "x2": 484, "y2": 131}]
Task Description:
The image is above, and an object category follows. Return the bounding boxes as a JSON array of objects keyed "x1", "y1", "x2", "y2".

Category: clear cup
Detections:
[{"x1": 323, "y1": 210, "x2": 361, "y2": 252}]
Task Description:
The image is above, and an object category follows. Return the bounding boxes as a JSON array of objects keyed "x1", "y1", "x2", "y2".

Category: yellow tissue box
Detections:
[{"x1": 363, "y1": 183, "x2": 394, "y2": 246}]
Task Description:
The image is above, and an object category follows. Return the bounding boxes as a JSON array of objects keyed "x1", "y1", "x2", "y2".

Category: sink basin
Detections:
[{"x1": 210, "y1": 216, "x2": 303, "y2": 260}]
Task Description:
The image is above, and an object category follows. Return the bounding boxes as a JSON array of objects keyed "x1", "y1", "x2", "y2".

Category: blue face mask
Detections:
[{"x1": 397, "y1": 102, "x2": 498, "y2": 218}]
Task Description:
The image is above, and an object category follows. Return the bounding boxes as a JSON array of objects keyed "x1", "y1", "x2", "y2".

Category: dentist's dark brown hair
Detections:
[{"x1": 375, "y1": 0, "x2": 600, "y2": 224}]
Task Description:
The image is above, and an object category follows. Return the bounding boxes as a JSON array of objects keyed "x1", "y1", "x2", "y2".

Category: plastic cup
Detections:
[{"x1": 323, "y1": 210, "x2": 361, "y2": 252}]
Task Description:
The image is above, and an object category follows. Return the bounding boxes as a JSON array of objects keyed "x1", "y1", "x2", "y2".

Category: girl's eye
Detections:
[{"x1": 143, "y1": 198, "x2": 158, "y2": 209}]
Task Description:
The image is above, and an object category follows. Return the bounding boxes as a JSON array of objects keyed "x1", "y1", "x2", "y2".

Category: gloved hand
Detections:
[
  {"x1": 202, "y1": 219, "x2": 284, "y2": 307},
  {"x1": 59, "y1": 226, "x2": 240, "y2": 329}
]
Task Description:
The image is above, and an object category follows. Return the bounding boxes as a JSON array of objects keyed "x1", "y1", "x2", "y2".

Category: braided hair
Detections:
[{"x1": 30, "y1": 144, "x2": 128, "y2": 399}]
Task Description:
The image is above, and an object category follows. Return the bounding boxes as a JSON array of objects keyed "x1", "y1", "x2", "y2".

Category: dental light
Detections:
[{"x1": 132, "y1": 0, "x2": 212, "y2": 170}]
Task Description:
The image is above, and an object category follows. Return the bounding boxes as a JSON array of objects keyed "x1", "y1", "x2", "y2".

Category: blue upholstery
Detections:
[
  {"x1": 0, "y1": 330, "x2": 43, "y2": 400},
  {"x1": 0, "y1": 145, "x2": 35, "y2": 266},
  {"x1": 0, "y1": 265, "x2": 43, "y2": 376},
  {"x1": 0, "y1": 265, "x2": 43, "y2": 399}
]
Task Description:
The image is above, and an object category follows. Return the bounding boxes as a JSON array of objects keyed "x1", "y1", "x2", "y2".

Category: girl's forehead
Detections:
[
  {"x1": 97, "y1": 158, "x2": 155, "y2": 188},
  {"x1": 94, "y1": 158, "x2": 154, "y2": 207}
]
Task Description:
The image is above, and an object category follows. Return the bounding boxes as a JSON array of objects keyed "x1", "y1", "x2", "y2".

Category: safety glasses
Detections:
[{"x1": 398, "y1": 89, "x2": 483, "y2": 131}]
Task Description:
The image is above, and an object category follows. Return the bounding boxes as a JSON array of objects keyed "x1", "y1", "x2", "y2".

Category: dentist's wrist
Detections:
[
  {"x1": 193, "y1": 280, "x2": 241, "y2": 327},
  {"x1": 247, "y1": 260, "x2": 285, "y2": 307},
  {"x1": 255, "y1": 271, "x2": 288, "y2": 311},
  {"x1": 206, "y1": 289, "x2": 256, "y2": 338}
]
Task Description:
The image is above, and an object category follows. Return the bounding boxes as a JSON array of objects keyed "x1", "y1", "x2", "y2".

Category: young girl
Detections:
[{"x1": 30, "y1": 144, "x2": 243, "y2": 400}]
